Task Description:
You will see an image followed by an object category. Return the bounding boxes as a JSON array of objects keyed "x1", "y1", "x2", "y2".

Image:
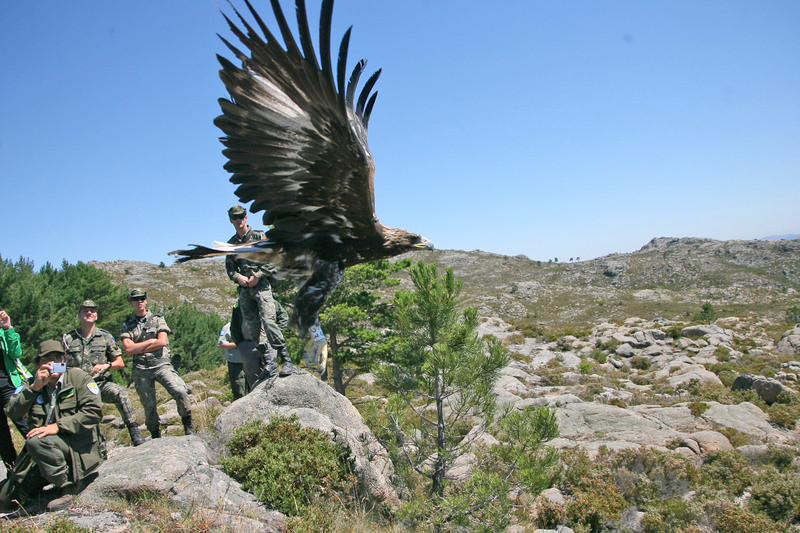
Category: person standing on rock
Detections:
[
  {"x1": 0, "y1": 340, "x2": 103, "y2": 512},
  {"x1": 0, "y1": 310, "x2": 30, "y2": 470},
  {"x1": 63, "y1": 299, "x2": 145, "y2": 446},
  {"x1": 120, "y1": 289, "x2": 194, "y2": 438},
  {"x1": 225, "y1": 205, "x2": 295, "y2": 377}
]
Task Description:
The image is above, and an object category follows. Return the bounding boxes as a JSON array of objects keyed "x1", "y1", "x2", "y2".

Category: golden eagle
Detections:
[{"x1": 170, "y1": 0, "x2": 433, "y2": 334}]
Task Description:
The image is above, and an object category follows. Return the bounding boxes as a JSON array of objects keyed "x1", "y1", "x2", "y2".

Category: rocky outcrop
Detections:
[
  {"x1": 777, "y1": 326, "x2": 800, "y2": 355},
  {"x1": 78, "y1": 436, "x2": 283, "y2": 532},
  {"x1": 732, "y1": 373, "x2": 794, "y2": 404},
  {"x1": 215, "y1": 371, "x2": 399, "y2": 508}
]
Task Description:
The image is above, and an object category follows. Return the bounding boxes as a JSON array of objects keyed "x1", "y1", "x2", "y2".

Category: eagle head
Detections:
[{"x1": 381, "y1": 226, "x2": 435, "y2": 257}]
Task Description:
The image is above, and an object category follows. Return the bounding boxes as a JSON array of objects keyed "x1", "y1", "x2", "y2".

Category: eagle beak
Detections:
[{"x1": 415, "y1": 238, "x2": 435, "y2": 251}]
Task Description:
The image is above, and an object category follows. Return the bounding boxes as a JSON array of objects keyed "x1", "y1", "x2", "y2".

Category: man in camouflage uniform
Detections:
[
  {"x1": 63, "y1": 299, "x2": 145, "y2": 446},
  {"x1": 120, "y1": 289, "x2": 193, "y2": 438},
  {"x1": 226, "y1": 205, "x2": 294, "y2": 377},
  {"x1": 0, "y1": 340, "x2": 104, "y2": 513}
]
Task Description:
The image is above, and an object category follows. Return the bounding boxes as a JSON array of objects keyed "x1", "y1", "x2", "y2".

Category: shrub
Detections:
[
  {"x1": 749, "y1": 465, "x2": 800, "y2": 522},
  {"x1": 565, "y1": 477, "x2": 627, "y2": 532},
  {"x1": 220, "y1": 417, "x2": 356, "y2": 516},
  {"x1": 578, "y1": 358, "x2": 593, "y2": 375},
  {"x1": 692, "y1": 302, "x2": 718, "y2": 323},
  {"x1": 787, "y1": 305, "x2": 800, "y2": 325},
  {"x1": 765, "y1": 393, "x2": 800, "y2": 429},
  {"x1": 712, "y1": 502, "x2": 781, "y2": 533},
  {"x1": 714, "y1": 346, "x2": 732, "y2": 362},
  {"x1": 631, "y1": 356, "x2": 651, "y2": 370},
  {"x1": 588, "y1": 348, "x2": 607, "y2": 364},
  {"x1": 687, "y1": 401, "x2": 709, "y2": 417}
]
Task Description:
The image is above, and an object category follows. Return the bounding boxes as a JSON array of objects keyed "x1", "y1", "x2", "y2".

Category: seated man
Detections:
[{"x1": 0, "y1": 340, "x2": 104, "y2": 512}]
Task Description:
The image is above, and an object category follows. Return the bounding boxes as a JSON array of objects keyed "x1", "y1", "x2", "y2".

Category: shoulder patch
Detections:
[{"x1": 87, "y1": 382, "x2": 100, "y2": 395}]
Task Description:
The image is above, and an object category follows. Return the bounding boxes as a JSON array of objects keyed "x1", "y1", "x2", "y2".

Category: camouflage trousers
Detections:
[
  {"x1": 132, "y1": 364, "x2": 191, "y2": 434},
  {"x1": 98, "y1": 380, "x2": 138, "y2": 427},
  {"x1": 238, "y1": 284, "x2": 288, "y2": 350}
]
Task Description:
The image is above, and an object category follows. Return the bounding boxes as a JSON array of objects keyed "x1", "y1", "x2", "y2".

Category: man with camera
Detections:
[{"x1": 0, "y1": 340, "x2": 104, "y2": 512}]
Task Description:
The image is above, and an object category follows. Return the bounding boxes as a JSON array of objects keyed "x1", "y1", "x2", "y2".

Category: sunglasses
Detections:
[
  {"x1": 130, "y1": 296, "x2": 147, "y2": 302},
  {"x1": 230, "y1": 214, "x2": 246, "y2": 221}
]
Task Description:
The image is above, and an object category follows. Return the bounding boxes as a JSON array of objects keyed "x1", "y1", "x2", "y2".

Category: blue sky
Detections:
[{"x1": 2, "y1": 0, "x2": 798, "y2": 269}]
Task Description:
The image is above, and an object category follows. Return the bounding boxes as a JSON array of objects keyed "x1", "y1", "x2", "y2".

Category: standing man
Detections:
[
  {"x1": 225, "y1": 205, "x2": 294, "y2": 376},
  {"x1": 217, "y1": 320, "x2": 247, "y2": 400},
  {"x1": 0, "y1": 310, "x2": 30, "y2": 470},
  {"x1": 120, "y1": 289, "x2": 193, "y2": 438},
  {"x1": 0, "y1": 340, "x2": 103, "y2": 512},
  {"x1": 63, "y1": 299, "x2": 145, "y2": 446}
]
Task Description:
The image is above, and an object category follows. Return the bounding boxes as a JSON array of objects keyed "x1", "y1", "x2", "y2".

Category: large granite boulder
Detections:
[
  {"x1": 78, "y1": 435, "x2": 283, "y2": 532},
  {"x1": 215, "y1": 371, "x2": 399, "y2": 508},
  {"x1": 731, "y1": 373, "x2": 794, "y2": 405},
  {"x1": 777, "y1": 327, "x2": 800, "y2": 355}
]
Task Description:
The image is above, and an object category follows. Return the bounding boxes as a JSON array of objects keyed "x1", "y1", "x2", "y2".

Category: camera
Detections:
[{"x1": 51, "y1": 362, "x2": 67, "y2": 373}]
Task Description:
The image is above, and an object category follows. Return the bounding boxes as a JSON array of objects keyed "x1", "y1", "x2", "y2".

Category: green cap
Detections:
[
  {"x1": 79, "y1": 299, "x2": 98, "y2": 310},
  {"x1": 36, "y1": 339, "x2": 65, "y2": 361},
  {"x1": 228, "y1": 205, "x2": 246, "y2": 217},
  {"x1": 128, "y1": 288, "x2": 147, "y2": 300}
]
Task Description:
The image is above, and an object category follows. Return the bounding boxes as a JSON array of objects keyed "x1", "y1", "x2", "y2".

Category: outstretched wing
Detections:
[{"x1": 216, "y1": 0, "x2": 383, "y2": 259}]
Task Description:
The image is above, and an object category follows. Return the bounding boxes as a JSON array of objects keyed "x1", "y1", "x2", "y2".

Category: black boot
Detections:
[
  {"x1": 182, "y1": 415, "x2": 195, "y2": 436},
  {"x1": 278, "y1": 346, "x2": 295, "y2": 377},
  {"x1": 257, "y1": 359, "x2": 278, "y2": 382},
  {"x1": 128, "y1": 422, "x2": 146, "y2": 446},
  {"x1": 148, "y1": 425, "x2": 161, "y2": 439}
]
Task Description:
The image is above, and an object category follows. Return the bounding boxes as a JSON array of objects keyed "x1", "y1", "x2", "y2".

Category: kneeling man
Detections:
[{"x1": 0, "y1": 340, "x2": 103, "y2": 512}]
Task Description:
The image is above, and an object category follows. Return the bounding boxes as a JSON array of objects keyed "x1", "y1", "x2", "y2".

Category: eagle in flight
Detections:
[{"x1": 170, "y1": 0, "x2": 433, "y2": 334}]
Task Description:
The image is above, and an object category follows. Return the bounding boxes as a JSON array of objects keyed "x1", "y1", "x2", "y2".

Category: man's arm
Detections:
[
  {"x1": 121, "y1": 332, "x2": 167, "y2": 355},
  {"x1": 53, "y1": 372, "x2": 103, "y2": 435}
]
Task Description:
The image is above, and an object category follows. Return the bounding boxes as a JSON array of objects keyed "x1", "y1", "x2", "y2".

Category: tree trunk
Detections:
[
  {"x1": 331, "y1": 355, "x2": 345, "y2": 395},
  {"x1": 432, "y1": 371, "x2": 446, "y2": 497}
]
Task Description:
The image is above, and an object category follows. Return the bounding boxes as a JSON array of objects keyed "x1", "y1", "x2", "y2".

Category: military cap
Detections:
[
  {"x1": 36, "y1": 339, "x2": 66, "y2": 361},
  {"x1": 228, "y1": 205, "x2": 247, "y2": 217},
  {"x1": 79, "y1": 299, "x2": 98, "y2": 310},
  {"x1": 128, "y1": 288, "x2": 147, "y2": 300}
]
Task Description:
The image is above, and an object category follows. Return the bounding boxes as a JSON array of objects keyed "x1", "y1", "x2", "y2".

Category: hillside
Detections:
[
  {"x1": 4, "y1": 236, "x2": 799, "y2": 531},
  {"x1": 93, "y1": 236, "x2": 800, "y2": 332}
]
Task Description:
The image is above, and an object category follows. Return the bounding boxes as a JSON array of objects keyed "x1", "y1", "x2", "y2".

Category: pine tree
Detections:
[{"x1": 375, "y1": 261, "x2": 510, "y2": 496}]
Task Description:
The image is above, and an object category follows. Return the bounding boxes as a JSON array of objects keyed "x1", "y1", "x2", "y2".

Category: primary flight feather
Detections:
[{"x1": 170, "y1": 0, "x2": 433, "y2": 334}]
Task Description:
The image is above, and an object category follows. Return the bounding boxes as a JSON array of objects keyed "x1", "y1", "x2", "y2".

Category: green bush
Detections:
[
  {"x1": 749, "y1": 465, "x2": 800, "y2": 522},
  {"x1": 687, "y1": 401, "x2": 709, "y2": 417},
  {"x1": 588, "y1": 348, "x2": 607, "y2": 364},
  {"x1": 787, "y1": 305, "x2": 800, "y2": 325},
  {"x1": 163, "y1": 302, "x2": 225, "y2": 373},
  {"x1": 712, "y1": 503, "x2": 781, "y2": 533},
  {"x1": 220, "y1": 417, "x2": 356, "y2": 516},
  {"x1": 692, "y1": 302, "x2": 718, "y2": 323}
]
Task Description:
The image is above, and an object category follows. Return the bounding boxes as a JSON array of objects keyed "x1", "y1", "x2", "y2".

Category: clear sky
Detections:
[{"x1": 2, "y1": 0, "x2": 798, "y2": 269}]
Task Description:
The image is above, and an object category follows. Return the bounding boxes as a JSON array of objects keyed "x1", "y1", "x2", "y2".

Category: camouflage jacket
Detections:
[
  {"x1": 8, "y1": 368, "x2": 104, "y2": 483},
  {"x1": 63, "y1": 327, "x2": 121, "y2": 382},
  {"x1": 225, "y1": 227, "x2": 275, "y2": 286},
  {"x1": 120, "y1": 312, "x2": 171, "y2": 369}
]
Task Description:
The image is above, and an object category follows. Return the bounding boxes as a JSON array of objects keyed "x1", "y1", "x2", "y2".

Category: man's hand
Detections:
[
  {"x1": 237, "y1": 274, "x2": 258, "y2": 287},
  {"x1": 27, "y1": 423, "x2": 59, "y2": 439},
  {"x1": 32, "y1": 363, "x2": 52, "y2": 391},
  {"x1": 92, "y1": 363, "x2": 111, "y2": 375},
  {"x1": 0, "y1": 310, "x2": 11, "y2": 330}
]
